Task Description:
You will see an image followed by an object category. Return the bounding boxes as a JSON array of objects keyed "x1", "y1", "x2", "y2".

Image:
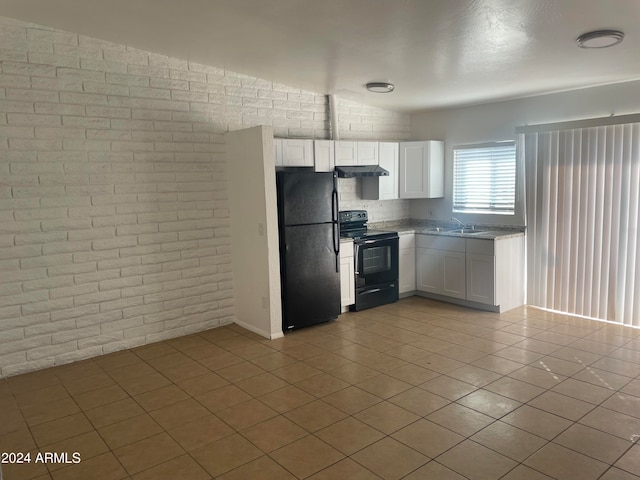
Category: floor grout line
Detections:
[{"x1": 1, "y1": 297, "x2": 640, "y2": 479}]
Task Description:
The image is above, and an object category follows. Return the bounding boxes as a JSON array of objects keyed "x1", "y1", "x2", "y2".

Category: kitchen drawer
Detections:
[
  {"x1": 399, "y1": 233, "x2": 415, "y2": 249},
  {"x1": 416, "y1": 234, "x2": 465, "y2": 252},
  {"x1": 466, "y1": 238, "x2": 494, "y2": 255}
]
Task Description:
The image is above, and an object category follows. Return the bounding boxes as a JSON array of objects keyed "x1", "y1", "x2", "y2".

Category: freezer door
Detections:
[
  {"x1": 281, "y1": 223, "x2": 341, "y2": 330},
  {"x1": 277, "y1": 171, "x2": 336, "y2": 226}
]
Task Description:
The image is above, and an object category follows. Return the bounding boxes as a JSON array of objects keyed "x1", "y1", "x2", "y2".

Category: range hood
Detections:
[{"x1": 335, "y1": 165, "x2": 389, "y2": 178}]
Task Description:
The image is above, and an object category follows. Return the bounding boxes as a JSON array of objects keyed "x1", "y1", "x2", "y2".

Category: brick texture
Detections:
[{"x1": 0, "y1": 15, "x2": 411, "y2": 377}]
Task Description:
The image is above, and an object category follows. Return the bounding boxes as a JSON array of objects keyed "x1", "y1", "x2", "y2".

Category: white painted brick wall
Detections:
[{"x1": 0, "y1": 15, "x2": 411, "y2": 377}]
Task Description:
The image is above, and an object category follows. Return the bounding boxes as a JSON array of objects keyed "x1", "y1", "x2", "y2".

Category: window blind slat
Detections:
[{"x1": 453, "y1": 143, "x2": 516, "y2": 214}]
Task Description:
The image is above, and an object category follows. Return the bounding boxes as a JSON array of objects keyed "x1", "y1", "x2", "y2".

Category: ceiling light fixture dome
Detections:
[
  {"x1": 577, "y1": 29, "x2": 624, "y2": 48},
  {"x1": 366, "y1": 82, "x2": 395, "y2": 93}
]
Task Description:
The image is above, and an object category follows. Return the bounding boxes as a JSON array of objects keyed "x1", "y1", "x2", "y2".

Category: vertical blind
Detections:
[
  {"x1": 522, "y1": 123, "x2": 640, "y2": 326},
  {"x1": 453, "y1": 142, "x2": 516, "y2": 214}
]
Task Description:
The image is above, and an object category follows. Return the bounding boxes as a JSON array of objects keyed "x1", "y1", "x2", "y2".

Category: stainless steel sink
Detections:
[{"x1": 446, "y1": 228, "x2": 477, "y2": 234}]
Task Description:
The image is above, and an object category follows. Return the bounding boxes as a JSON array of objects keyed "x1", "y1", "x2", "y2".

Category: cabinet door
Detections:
[
  {"x1": 466, "y1": 253, "x2": 495, "y2": 305},
  {"x1": 356, "y1": 141, "x2": 378, "y2": 166},
  {"x1": 335, "y1": 141, "x2": 358, "y2": 166},
  {"x1": 378, "y1": 142, "x2": 399, "y2": 200},
  {"x1": 399, "y1": 141, "x2": 444, "y2": 199},
  {"x1": 340, "y1": 254, "x2": 355, "y2": 307},
  {"x1": 416, "y1": 248, "x2": 442, "y2": 293},
  {"x1": 361, "y1": 142, "x2": 398, "y2": 200},
  {"x1": 314, "y1": 140, "x2": 335, "y2": 172},
  {"x1": 282, "y1": 139, "x2": 313, "y2": 167},
  {"x1": 442, "y1": 251, "x2": 466, "y2": 299},
  {"x1": 399, "y1": 247, "x2": 416, "y2": 294}
]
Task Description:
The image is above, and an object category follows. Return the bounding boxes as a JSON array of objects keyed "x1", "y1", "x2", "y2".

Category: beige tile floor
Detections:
[{"x1": 2, "y1": 297, "x2": 640, "y2": 479}]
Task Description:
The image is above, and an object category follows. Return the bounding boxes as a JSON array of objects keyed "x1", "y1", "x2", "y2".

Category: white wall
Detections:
[
  {"x1": 334, "y1": 99, "x2": 412, "y2": 222},
  {"x1": 410, "y1": 79, "x2": 640, "y2": 226},
  {"x1": 226, "y1": 126, "x2": 282, "y2": 339},
  {"x1": 0, "y1": 16, "x2": 410, "y2": 377}
]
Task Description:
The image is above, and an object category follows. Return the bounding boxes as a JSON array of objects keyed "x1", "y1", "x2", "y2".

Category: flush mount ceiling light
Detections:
[
  {"x1": 577, "y1": 29, "x2": 625, "y2": 48},
  {"x1": 366, "y1": 82, "x2": 395, "y2": 93}
]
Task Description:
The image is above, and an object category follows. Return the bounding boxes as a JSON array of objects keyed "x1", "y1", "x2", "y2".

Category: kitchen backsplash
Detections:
[{"x1": 337, "y1": 178, "x2": 411, "y2": 222}]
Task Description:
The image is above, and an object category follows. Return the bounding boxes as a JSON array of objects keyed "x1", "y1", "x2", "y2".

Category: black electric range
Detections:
[{"x1": 339, "y1": 210, "x2": 399, "y2": 311}]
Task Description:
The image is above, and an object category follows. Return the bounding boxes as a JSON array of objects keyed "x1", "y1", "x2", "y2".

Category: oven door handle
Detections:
[
  {"x1": 361, "y1": 288, "x2": 382, "y2": 294},
  {"x1": 354, "y1": 242, "x2": 360, "y2": 275}
]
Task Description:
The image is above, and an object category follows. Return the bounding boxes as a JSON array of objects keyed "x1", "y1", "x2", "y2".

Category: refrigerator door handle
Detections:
[
  {"x1": 332, "y1": 188, "x2": 340, "y2": 272},
  {"x1": 332, "y1": 172, "x2": 338, "y2": 221},
  {"x1": 333, "y1": 222, "x2": 340, "y2": 273}
]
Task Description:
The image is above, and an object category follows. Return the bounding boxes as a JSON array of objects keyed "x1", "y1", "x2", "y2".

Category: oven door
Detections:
[{"x1": 355, "y1": 236, "x2": 399, "y2": 288}]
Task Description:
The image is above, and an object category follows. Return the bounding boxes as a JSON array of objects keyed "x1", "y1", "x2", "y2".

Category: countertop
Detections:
[
  {"x1": 370, "y1": 220, "x2": 525, "y2": 240},
  {"x1": 414, "y1": 228, "x2": 524, "y2": 240}
]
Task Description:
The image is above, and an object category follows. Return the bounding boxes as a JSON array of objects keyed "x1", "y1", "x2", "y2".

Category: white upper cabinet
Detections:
[
  {"x1": 334, "y1": 141, "x2": 358, "y2": 166},
  {"x1": 313, "y1": 140, "x2": 335, "y2": 172},
  {"x1": 362, "y1": 142, "x2": 399, "y2": 200},
  {"x1": 335, "y1": 141, "x2": 379, "y2": 166},
  {"x1": 356, "y1": 141, "x2": 379, "y2": 165},
  {"x1": 399, "y1": 141, "x2": 444, "y2": 198},
  {"x1": 275, "y1": 138, "x2": 314, "y2": 167}
]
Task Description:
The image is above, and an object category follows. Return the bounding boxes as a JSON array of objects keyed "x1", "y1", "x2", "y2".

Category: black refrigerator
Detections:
[{"x1": 276, "y1": 170, "x2": 341, "y2": 331}]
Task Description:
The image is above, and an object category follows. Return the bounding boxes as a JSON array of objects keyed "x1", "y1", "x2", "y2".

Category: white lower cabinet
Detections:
[
  {"x1": 416, "y1": 247, "x2": 465, "y2": 299},
  {"x1": 466, "y1": 253, "x2": 495, "y2": 305},
  {"x1": 416, "y1": 248, "x2": 440, "y2": 293},
  {"x1": 399, "y1": 233, "x2": 415, "y2": 295},
  {"x1": 416, "y1": 234, "x2": 524, "y2": 312},
  {"x1": 416, "y1": 235, "x2": 466, "y2": 299},
  {"x1": 339, "y1": 240, "x2": 355, "y2": 309},
  {"x1": 442, "y1": 251, "x2": 466, "y2": 299},
  {"x1": 465, "y1": 238, "x2": 495, "y2": 306}
]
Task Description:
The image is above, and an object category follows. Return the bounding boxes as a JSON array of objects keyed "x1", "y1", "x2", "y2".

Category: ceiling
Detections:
[{"x1": 1, "y1": 0, "x2": 639, "y2": 112}]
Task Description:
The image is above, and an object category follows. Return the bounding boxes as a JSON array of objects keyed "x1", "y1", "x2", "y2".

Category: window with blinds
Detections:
[{"x1": 452, "y1": 142, "x2": 516, "y2": 214}]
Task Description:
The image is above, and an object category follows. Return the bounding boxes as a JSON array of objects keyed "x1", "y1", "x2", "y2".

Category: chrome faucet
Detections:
[
  {"x1": 451, "y1": 217, "x2": 474, "y2": 230},
  {"x1": 451, "y1": 217, "x2": 467, "y2": 228}
]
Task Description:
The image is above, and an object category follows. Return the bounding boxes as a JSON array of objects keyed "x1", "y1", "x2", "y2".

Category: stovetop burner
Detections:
[{"x1": 339, "y1": 210, "x2": 398, "y2": 241}]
